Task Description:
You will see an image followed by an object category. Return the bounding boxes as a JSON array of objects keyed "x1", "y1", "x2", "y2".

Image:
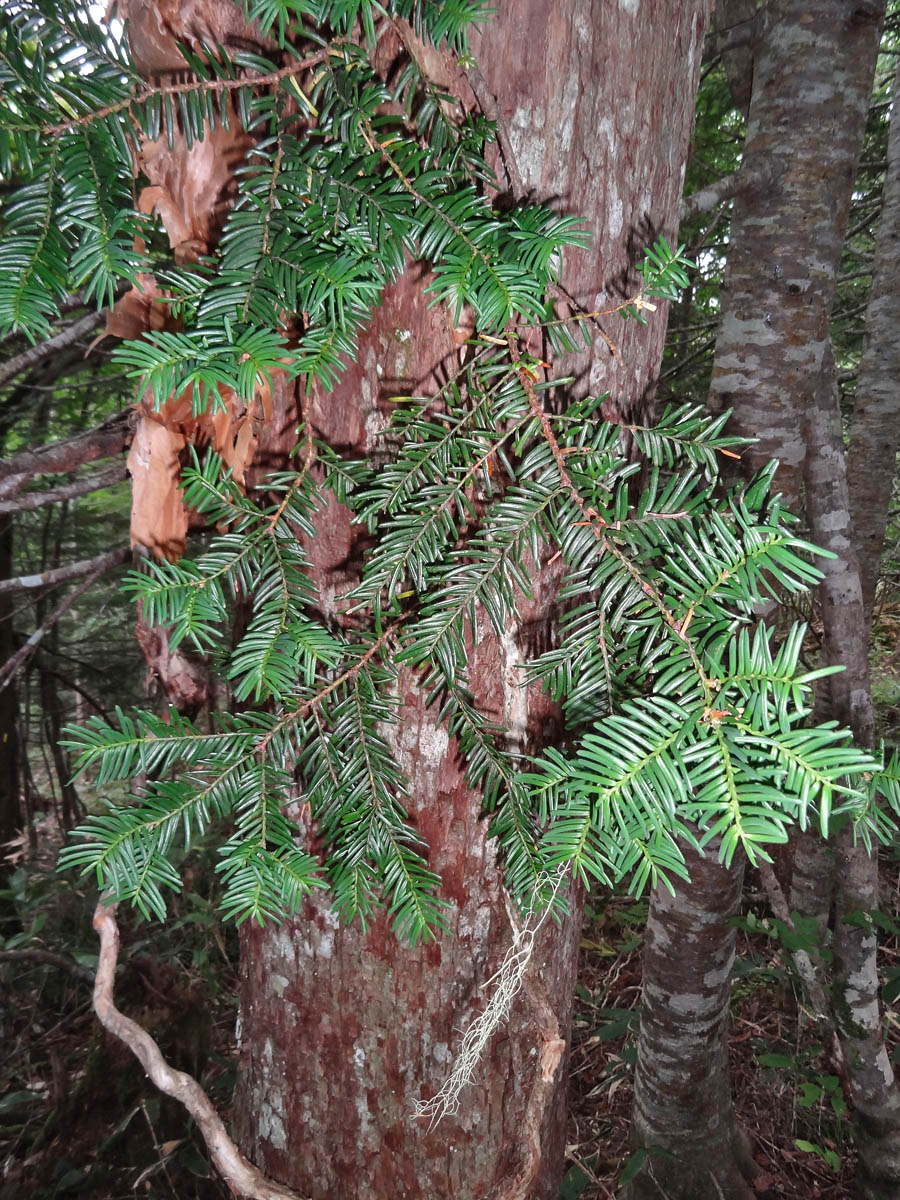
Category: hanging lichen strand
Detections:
[{"x1": 3, "y1": 2, "x2": 900, "y2": 939}]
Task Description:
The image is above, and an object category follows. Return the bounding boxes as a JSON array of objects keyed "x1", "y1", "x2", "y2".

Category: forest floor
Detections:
[
  {"x1": 4, "y1": 844, "x2": 899, "y2": 1200},
  {"x1": 565, "y1": 877, "x2": 900, "y2": 1200}
]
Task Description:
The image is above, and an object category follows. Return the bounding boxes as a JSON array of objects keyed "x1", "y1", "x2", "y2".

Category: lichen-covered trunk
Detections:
[
  {"x1": 708, "y1": 0, "x2": 884, "y2": 513},
  {"x1": 631, "y1": 3, "x2": 885, "y2": 1195},
  {"x1": 804, "y1": 354, "x2": 900, "y2": 1198},
  {"x1": 832, "y1": 823, "x2": 900, "y2": 1199},
  {"x1": 628, "y1": 845, "x2": 756, "y2": 1200},
  {"x1": 0, "y1": 513, "x2": 20, "y2": 854},
  {"x1": 704, "y1": 1, "x2": 898, "y2": 1193},
  {"x1": 847, "y1": 57, "x2": 900, "y2": 615},
  {"x1": 236, "y1": 4, "x2": 709, "y2": 1198}
]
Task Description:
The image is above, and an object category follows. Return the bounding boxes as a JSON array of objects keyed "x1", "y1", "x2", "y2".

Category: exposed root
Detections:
[{"x1": 91, "y1": 898, "x2": 306, "y2": 1200}]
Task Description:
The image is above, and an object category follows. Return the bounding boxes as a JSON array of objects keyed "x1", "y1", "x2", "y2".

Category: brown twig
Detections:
[
  {"x1": 44, "y1": 49, "x2": 333, "y2": 136},
  {"x1": 507, "y1": 334, "x2": 714, "y2": 702},
  {"x1": 0, "y1": 947, "x2": 94, "y2": 982},
  {"x1": 255, "y1": 615, "x2": 407, "y2": 757},
  {"x1": 91, "y1": 899, "x2": 307, "y2": 1200}
]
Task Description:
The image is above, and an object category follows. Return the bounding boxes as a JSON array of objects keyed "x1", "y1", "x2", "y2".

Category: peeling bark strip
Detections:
[
  {"x1": 847, "y1": 57, "x2": 900, "y2": 614},
  {"x1": 91, "y1": 901, "x2": 306, "y2": 1200}
]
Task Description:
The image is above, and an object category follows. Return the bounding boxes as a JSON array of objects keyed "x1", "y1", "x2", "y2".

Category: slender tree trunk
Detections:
[
  {"x1": 0, "y1": 512, "x2": 20, "y2": 854},
  {"x1": 235, "y1": 5, "x2": 710, "y2": 1198},
  {"x1": 803, "y1": 353, "x2": 900, "y2": 1197},
  {"x1": 632, "y1": 4, "x2": 885, "y2": 1196},
  {"x1": 629, "y1": 845, "x2": 757, "y2": 1200},
  {"x1": 708, "y1": 0, "x2": 884, "y2": 512},
  {"x1": 710, "y1": 0, "x2": 759, "y2": 120},
  {"x1": 847, "y1": 57, "x2": 900, "y2": 615}
]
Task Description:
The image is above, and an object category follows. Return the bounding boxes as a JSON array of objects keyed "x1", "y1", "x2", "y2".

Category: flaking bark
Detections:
[{"x1": 236, "y1": 4, "x2": 710, "y2": 1198}]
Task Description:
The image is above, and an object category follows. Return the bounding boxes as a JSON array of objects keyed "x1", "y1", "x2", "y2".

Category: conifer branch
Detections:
[{"x1": 44, "y1": 49, "x2": 334, "y2": 136}]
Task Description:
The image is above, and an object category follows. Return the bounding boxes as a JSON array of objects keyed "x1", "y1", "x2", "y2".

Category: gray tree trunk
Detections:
[
  {"x1": 708, "y1": 0, "x2": 884, "y2": 513},
  {"x1": 847, "y1": 57, "x2": 900, "y2": 614},
  {"x1": 704, "y1": 1, "x2": 900, "y2": 1194},
  {"x1": 630, "y1": 3, "x2": 885, "y2": 1196},
  {"x1": 804, "y1": 352, "x2": 900, "y2": 1198},
  {"x1": 629, "y1": 845, "x2": 757, "y2": 1200}
]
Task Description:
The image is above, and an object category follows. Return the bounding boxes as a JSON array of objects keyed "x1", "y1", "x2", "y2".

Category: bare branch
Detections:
[
  {"x1": 0, "y1": 561, "x2": 120, "y2": 690},
  {"x1": 0, "y1": 310, "x2": 107, "y2": 392},
  {"x1": 0, "y1": 947, "x2": 94, "y2": 983},
  {"x1": 92, "y1": 900, "x2": 307, "y2": 1200},
  {"x1": 0, "y1": 547, "x2": 130, "y2": 596},
  {"x1": 681, "y1": 170, "x2": 749, "y2": 223},
  {"x1": 0, "y1": 411, "x2": 131, "y2": 500},
  {"x1": 0, "y1": 462, "x2": 127, "y2": 514}
]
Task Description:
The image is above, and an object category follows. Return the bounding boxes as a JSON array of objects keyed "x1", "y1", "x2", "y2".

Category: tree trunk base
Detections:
[{"x1": 627, "y1": 1125, "x2": 758, "y2": 1200}]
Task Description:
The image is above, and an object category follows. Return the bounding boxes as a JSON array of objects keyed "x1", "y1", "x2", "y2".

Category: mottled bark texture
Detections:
[
  {"x1": 632, "y1": 3, "x2": 885, "y2": 1196},
  {"x1": 706, "y1": 2, "x2": 900, "y2": 1194},
  {"x1": 473, "y1": 0, "x2": 710, "y2": 421},
  {"x1": 0, "y1": 513, "x2": 20, "y2": 853},
  {"x1": 847, "y1": 57, "x2": 900, "y2": 614},
  {"x1": 804, "y1": 355, "x2": 900, "y2": 1198},
  {"x1": 235, "y1": 5, "x2": 710, "y2": 1199},
  {"x1": 630, "y1": 845, "x2": 756, "y2": 1200},
  {"x1": 832, "y1": 822, "x2": 900, "y2": 1199},
  {"x1": 708, "y1": 0, "x2": 885, "y2": 514}
]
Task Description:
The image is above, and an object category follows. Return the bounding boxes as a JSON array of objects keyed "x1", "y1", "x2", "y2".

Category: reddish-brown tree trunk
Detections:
[{"x1": 235, "y1": 4, "x2": 710, "y2": 1198}]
